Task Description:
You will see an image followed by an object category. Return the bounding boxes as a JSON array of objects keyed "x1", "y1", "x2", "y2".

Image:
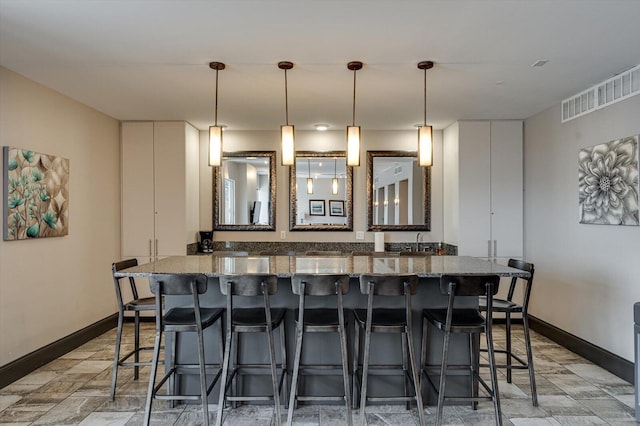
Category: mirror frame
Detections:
[
  {"x1": 213, "y1": 151, "x2": 276, "y2": 231},
  {"x1": 290, "y1": 151, "x2": 353, "y2": 232},
  {"x1": 366, "y1": 150, "x2": 431, "y2": 231}
]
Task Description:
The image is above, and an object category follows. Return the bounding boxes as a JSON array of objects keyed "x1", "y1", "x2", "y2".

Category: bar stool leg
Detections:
[
  {"x1": 470, "y1": 333, "x2": 479, "y2": 410},
  {"x1": 196, "y1": 325, "x2": 210, "y2": 426},
  {"x1": 436, "y1": 318, "x2": 452, "y2": 426},
  {"x1": 359, "y1": 308, "x2": 373, "y2": 425},
  {"x1": 169, "y1": 333, "x2": 177, "y2": 408},
  {"x1": 110, "y1": 310, "x2": 124, "y2": 401},
  {"x1": 506, "y1": 312, "x2": 512, "y2": 383},
  {"x1": 401, "y1": 332, "x2": 410, "y2": 410},
  {"x1": 485, "y1": 320, "x2": 502, "y2": 426},
  {"x1": 231, "y1": 331, "x2": 239, "y2": 408},
  {"x1": 280, "y1": 321, "x2": 289, "y2": 410},
  {"x1": 266, "y1": 323, "x2": 282, "y2": 425},
  {"x1": 338, "y1": 308, "x2": 353, "y2": 426},
  {"x1": 143, "y1": 327, "x2": 163, "y2": 426},
  {"x1": 286, "y1": 317, "x2": 304, "y2": 426},
  {"x1": 352, "y1": 321, "x2": 360, "y2": 409},
  {"x1": 522, "y1": 313, "x2": 538, "y2": 406},
  {"x1": 405, "y1": 321, "x2": 426, "y2": 426},
  {"x1": 134, "y1": 311, "x2": 141, "y2": 380},
  {"x1": 215, "y1": 323, "x2": 233, "y2": 426}
]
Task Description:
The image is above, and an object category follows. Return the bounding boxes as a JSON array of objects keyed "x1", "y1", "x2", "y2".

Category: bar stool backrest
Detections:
[
  {"x1": 218, "y1": 274, "x2": 278, "y2": 296},
  {"x1": 113, "y1": 259, "x2": 141, "y2": 307},
  {"x1": 291, "y1": 274, "x2": 350, "y2": 296},
  {"x1": 359, "y1": 274, "x2": 418, "y2": 296},
  {"x1": 149, "y1": 273, "x2": 208, "y2": 296},
  {"x1": 506, "y1": 259, "x2": 535, "y2": 309},
  {"x1": 439, "y1": 275, "x2": 500, "y2": 297}
]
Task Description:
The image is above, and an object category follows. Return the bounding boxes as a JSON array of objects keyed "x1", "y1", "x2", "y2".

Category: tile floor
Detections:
[{"x1": 0, "y1": 323, "x2": 635, "y2": 425}]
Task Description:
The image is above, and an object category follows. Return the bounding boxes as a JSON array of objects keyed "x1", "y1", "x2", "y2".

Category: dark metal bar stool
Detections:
[
  {"x1": 287, "y1": 274, "x2": 352, "y2": 426},
  {"x1": 216, "y1": 274, "x2": 287, "y2": 426},
  {"x1": 144, "y1": 273, "x2": 224, "y2": 426},
  {"x1": 479, "y1": 259, "x2": 537, "y2": 406},
  {"x1": 421, "y1": 274, "x2": 502, "y2": 426},
  {"x1": 353, "y1": 274, "x2": 425, "y2": 426},
  {"x1": 110, "y1": 259, "x2": 160, "y2": 401}
]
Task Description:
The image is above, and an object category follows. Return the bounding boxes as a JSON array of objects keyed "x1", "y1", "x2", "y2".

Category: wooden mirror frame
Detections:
[
  {"x1": 290, "y1": 151, "x2": 353, "y2": 232},
  {"x1": 213, "y1": 151, "x2": 276, "y2": 231},
  {"x1": 367, "y1": 150, "x2": 431, "y2": 231}
]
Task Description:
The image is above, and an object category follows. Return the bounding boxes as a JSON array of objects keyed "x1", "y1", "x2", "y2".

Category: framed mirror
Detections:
[
  {"x1": 214, "y1": 151, "x2": 276, "y2": 231},
  {"x1": 290, "y1": 151, "x2": 353, "y2": 231},
  {"x1": 367, "y1": 150, "x2": 431, "y2": 231}
]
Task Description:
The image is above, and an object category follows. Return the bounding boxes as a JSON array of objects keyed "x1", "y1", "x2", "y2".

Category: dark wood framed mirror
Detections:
[
  {"x1": 367, "y1": 150, "x2": 431, "y2": 231},
  {"x1": 290, "y1": 151, "x2": 353, "y2": 231},
  {"x1": 214, "y1": 151, "x2": 276, "y2": 231}
]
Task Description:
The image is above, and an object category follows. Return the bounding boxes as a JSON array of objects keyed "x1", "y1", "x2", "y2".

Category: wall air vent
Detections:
[{"x1": 562, "y1": 64, "x2": 640, "y2": 123}]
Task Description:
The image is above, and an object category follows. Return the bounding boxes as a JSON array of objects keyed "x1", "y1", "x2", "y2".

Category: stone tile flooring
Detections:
[{"x1": 0, "y1": 323, "x2": 635, "y2": 425}]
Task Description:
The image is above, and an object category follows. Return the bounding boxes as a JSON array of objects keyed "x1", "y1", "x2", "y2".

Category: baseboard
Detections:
[
  {"x1": 0, "y1": 314, "x2": 117, "y2": 388},
  {"x1": 529, "y1": 315, "x2": 633, "y2": 384}
]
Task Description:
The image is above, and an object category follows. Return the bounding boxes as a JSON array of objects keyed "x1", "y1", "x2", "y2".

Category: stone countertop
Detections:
[{"x1": 115, "y1": 255, "x2": 529, "y2": 278}]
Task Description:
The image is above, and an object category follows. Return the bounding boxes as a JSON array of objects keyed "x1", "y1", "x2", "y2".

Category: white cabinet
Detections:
[
  {"x1": 121, "y1": 121, "x2": 200, "y2": 261},
  {"x1": 443, "y1": 120, "x2": 523, "y2": 261}
]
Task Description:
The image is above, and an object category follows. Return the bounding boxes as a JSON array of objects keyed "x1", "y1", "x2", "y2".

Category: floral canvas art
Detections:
[
  {"x1": 578, "y1": 135, "x2": 639, "y2": 225},
  {"x1": 3, "y1": 147, "x2": 69, "y2": 240}
]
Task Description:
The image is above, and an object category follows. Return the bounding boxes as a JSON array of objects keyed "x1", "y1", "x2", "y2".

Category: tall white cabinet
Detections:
[
  {"x1": 121, "y1": 121, "x2": 200, "y2": 262},
  {"x1": 443, "y1": 120, "x2": 523, "y2": 262}
]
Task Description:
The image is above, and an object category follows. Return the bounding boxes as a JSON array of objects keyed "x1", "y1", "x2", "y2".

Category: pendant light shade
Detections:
[
  {"x1": 279, "y1": 61, "x2": 295, "y2": 166},
  {"x1": 208, "y1": 61, "x2": 225, "y2": 167},
  {"x1": 417, "y1": 61, "x2": 434, "y2": 167},
  {"x1": 347, "y1": 61, "x2": 363, "y2": 166}
]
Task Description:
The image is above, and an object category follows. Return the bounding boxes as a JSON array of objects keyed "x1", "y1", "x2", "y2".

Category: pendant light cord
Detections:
[
  {"x1": 214, "y1": 68, "x2": 219, "y2": 126},
  {"x1": 423, "y1": 67, "x2": 427, "y2": 126},
  {"x1": 352, "y1": 69, "x2": 357, "y2": 126},
  {"x1": 284, "y1": 68, "x2": 289, "y2": 126}
]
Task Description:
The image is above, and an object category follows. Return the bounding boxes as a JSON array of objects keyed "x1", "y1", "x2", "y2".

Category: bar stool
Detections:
[
  {"x1": 479, "y1": 259, "x2": 537, "y2": 406},
  {"x1": 421, "y1": 274, "x2": 502, "y2": 426},
  {"x1": 353, "y1": 274, "x2": 425, "y2": 426},
  {"x1": 217, "y1": 274, "x2": 288, "y2": 426},
  {"x1": 110, "y1": 259, "x2": 160, "y2": 401},
  {"x1": 144, "y1": 273, "x2": 224, "y2": 426},
  {"x1": 287, "y1": 274, "x2": 352, "y2": 426}
]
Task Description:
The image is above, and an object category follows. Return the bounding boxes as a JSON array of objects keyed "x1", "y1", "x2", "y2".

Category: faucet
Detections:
[{"x1": 416, "y1": 233, "x2": 422, "y2": 252}]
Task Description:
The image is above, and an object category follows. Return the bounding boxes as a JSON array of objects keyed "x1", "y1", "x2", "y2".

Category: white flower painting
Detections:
[{"x1": 578, "y1": 135, "x2": 639, "y2": 225}]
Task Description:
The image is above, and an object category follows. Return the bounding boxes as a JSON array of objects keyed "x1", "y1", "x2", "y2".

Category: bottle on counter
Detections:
[{"x1": 437, "y1": 242, "x2": 445, "y2": 256}]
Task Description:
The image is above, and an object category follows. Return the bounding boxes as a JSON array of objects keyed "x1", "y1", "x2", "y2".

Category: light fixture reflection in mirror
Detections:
[
  {"x1": 367, "y1": 151, "x2": 431, "y2": 231},
  {"x1": 290, "y1": 151, "x2": 353, "y2": 232},
  {"x1": 214, "y1": 151, "x2": 276, "y2": 231}
]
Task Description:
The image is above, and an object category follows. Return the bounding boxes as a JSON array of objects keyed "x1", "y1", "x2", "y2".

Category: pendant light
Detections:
[
  {"x1": 208, "y1": 62, "x2": 226, "y2": 167},
  {"x1": 417, "y1": 61, "x2": 434, "y2": 167},
  {"x1": 306, "y1": 159, "x2": 313, "y2": 194},
  {"x1": 279, "y1": 61, "x2": 295, "y2": 166},
  {"x1": 347, "y1": 61, "x2": 363, "y2": 166},
  {"x1": 331, "y1": 158, "x2": 339, "y2": 195}
]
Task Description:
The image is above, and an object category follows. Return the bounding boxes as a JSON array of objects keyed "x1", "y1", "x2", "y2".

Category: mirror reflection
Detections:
[
  {"x1": 367, "y1": 151, "x2": 431, "y2": 231},
  {"x1": 214, "y1": 151, "x2": 276, "y2": 231},
  {"x1": 290, "y1": 151, "x2": 353, "y2": 231}
]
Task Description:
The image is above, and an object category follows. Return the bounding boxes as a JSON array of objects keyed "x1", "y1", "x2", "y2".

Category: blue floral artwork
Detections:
[
  {"x1": 3, "y1": 147, "x2": 69, "y2": 240},
  {"x1": 578, "y1": 135, "x2": 639, "y2": 225}
]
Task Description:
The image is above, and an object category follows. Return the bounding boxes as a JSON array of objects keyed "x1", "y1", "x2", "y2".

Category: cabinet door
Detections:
[
  {"x1": 153, "y1": 122, "x2": 187, "y2": 256},
  {"x1": 457, "y1": 121, "x2": 492, "y2": 257},
  {"x1": 121, "y1": 122, "x2": 155, "y2": 259},
  {"x1": 490, "y1": 121, "x2": 523, "y2": 259}
]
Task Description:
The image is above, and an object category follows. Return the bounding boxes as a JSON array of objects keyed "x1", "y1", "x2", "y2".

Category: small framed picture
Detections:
[
  {"x1": 329, "y1": 200, "x2": 345, "y2": 217},
  {"x1": 309, "y1": 199, "x2": 325, "y2": 216}
]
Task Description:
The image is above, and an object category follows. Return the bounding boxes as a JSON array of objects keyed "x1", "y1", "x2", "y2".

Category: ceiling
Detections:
[{"x1": 1, "y1": 0, "x2": 639, "y2": 132}]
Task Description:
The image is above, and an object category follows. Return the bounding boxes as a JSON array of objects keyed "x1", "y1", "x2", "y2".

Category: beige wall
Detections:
[
  {"x1": 0, "y1": 67, "x2": 121, "y2": 366},
  {"x1": 199, "y1": 129, "x2": 444, "y2": 243},
  {"x1": 524, "y1": 96, "x2": 640, "y2": 361}
]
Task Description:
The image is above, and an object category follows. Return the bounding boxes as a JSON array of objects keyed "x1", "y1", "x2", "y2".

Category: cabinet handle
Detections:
[
  {"x1": 155, "y1": 239, "x2": 158, "y2": 259},
  {"x1": 494, "y1": 240, "x2": 498, "y2": 258},
  {"x1": 487, "y1": 240, "x2": 492, "y2": 258}
]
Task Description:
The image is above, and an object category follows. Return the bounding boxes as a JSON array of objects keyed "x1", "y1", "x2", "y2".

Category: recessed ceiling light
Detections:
[
  {"x1": 531, "y1": 59, "x2": 549, "y2": 67},
  {"x1": 314, "y1": 124, "x2": 329, "y2": 131}
]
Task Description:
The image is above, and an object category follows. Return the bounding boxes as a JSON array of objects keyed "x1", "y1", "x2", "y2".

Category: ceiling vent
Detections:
[{"x1": 562, "y1": 64, "x2": 640, "y2": 123}]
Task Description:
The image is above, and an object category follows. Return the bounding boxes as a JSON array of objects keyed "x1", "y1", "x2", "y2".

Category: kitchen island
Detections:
[{"x1": 115, "y1": 254, "x2": 528, "y2": 404}]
